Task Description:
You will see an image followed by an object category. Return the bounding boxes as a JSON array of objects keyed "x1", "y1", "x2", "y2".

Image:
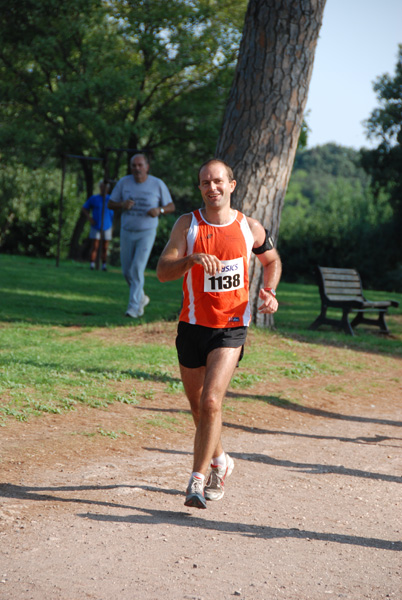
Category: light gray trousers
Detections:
[{"x1": 120, "y1": 227, "x2": 157, "y2": 313}]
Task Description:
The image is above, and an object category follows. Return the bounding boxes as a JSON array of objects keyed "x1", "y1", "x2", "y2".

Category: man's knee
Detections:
[{"x1": 200, "y1": 394, "x2": 222, "y2": 419}]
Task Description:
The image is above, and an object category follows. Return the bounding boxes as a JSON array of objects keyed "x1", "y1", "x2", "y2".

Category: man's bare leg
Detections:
[
  {"x1": 90, "y1": 239, "x2": 100, "y2": 263},
  {"x1": 184, "y1": 346, "x2": 241, "y2": 477},
  {"x1": 180, "y1": 363, "x2": 224, "y2": 463},
  {"x1": 101, "y1": 240, "x2": 109, "y2": 264}
]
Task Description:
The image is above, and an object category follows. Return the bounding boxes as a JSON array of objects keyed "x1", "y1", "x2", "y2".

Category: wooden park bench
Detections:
[{"x1": 309, "y1": 266, "x2": 399, "y2": 336}]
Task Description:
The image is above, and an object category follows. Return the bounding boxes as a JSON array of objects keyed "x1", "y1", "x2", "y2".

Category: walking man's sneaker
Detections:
[
  {"x1": 137, "y1": 294, "x2": 150, "y2": 317},
  {"x1": 141, "y1": 294, "x2": 150, "y2": 309},
  {"x1": 126, "y1": 296, "x2": 150, "y2": 319},
  {"x1": 184, "y1": 475, "x2": 207, "y2": 509},
  {"x1": 204, "y1": 453, "x2": 234, "y2": 501}
]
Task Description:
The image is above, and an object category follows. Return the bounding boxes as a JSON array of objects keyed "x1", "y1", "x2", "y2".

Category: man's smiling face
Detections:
[{"x1": 198, "y1": 162, "x2": 236, "y2": 210}]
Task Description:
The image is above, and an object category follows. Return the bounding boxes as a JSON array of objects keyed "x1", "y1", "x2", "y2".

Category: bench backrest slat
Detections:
[
  {"x1": 317, "y1": 266, "x2": 365, "y2": 301},
  {"x1": 320, "y1": 267, "x2": 359, "y2": 276},
  {"x1": 323, "y1": 274, "x2": 359, "y2": 282}
]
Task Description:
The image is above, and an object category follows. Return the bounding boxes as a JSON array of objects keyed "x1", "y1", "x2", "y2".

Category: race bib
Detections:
[{"x1": 204, "y1": 258, "x2": 244, "y2": 293}]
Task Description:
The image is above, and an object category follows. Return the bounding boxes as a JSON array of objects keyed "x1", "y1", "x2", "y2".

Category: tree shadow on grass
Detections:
[
  {"x1": 223, "y1": 422, "x2": 402, "y2": 448},
  {"x1": 133, "y1": 394, "x2": 402, "y2": 429},
  {"x1": 230, "y1": 452, "x2": 402, "y2": 484},
  {"x1": 273, "y1": 325, "x2": 402, "y2": 358},
  {"x1": 226, "y1": 391, "x2": 402, "y2": 428},
  {"x1": 0, "y1": 265, "x2": 180, "y2": 327},
  {"x1": 0, "y1": 356, "x2": 180, "y2": 384},
  {"x1": 141, "y1": 402, "x2": 402, "y2": 447}
]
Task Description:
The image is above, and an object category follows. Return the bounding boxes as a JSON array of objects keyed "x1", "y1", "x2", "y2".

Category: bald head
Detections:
[{"x1": 130, "y1": 154, "x2": 149, "y2": 183}]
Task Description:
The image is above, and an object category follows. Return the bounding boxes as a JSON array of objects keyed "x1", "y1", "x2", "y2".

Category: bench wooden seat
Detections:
[{"x1": 309, "y1": 266, "x2": 399, "y2": 336}]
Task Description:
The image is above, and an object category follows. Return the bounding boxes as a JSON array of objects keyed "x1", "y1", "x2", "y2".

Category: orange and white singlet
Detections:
[{"x1": 179, "y1": 209, "x2": 255, "y2": 328}]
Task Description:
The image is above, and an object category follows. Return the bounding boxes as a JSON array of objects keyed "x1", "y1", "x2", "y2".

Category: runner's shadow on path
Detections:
[
  {"x1": 0, "y1": 482, "x2": 183, "y2": 512},
  {"x1": 1, "y1": 484, "x2": 400, "y2": 552},
  {"x1": 78, "y1": 508, "x2": 402, "y2": 552},
  {"x1": 143, "y1": 447, "x2": 402, "y2": 484}
]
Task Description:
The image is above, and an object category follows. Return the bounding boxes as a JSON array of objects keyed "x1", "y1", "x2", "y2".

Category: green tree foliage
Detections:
[
  {"x1": 0, "y1": 1, "x2": 123, "y2": 168},
  {"x1": 0, "y1": 0, "x2": 246, "y2": 178},
  {"x1": 279, "y1": 143, "x2": 397, "y2": 291},
  {"x1": 0, "y1": 0, "x2": 247, "y2": 257},
  {"x1": 361, "y1": 44, "x2": 402, "y2": 281},
  {"x1": 0, "y1": 162, "x2": 78, "y2": 256}
]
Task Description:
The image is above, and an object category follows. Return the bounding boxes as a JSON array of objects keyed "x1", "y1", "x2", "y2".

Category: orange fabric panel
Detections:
[{"x1": 179, "y1": 209, "x2": 253, "y2": 328}]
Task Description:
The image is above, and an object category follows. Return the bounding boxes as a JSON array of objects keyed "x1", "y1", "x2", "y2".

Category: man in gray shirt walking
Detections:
[{"x1": 109, "y1": 154, "x2": 175, "y2": 317}]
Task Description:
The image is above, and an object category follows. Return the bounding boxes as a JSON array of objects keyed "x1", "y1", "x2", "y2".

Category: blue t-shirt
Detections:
[
  {"x1": 110, "y1": 174, "x2": 172, "y2": 232},
  {"x1": 83, "y1": 194, "x2": 114, "y2": 231}
]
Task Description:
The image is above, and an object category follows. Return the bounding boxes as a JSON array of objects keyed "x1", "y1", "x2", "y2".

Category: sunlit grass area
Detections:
[{"x1": 0, "y1": 254, "x2": 401, "y2": 424}]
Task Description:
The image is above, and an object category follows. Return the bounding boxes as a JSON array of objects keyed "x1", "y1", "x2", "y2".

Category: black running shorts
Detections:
[{"x1": 176, "y1": 321, "x2": 248, "y2": 369}]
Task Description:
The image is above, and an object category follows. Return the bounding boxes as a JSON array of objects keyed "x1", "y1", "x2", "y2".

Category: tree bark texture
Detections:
[{"x1": 216, "y1": 0, "x2": 326, "y2": 326}]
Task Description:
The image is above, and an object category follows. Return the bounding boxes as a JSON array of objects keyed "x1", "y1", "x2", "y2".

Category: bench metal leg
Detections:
[
  {"x1": 341, "y1": 308, "x2": 354, "y2": 336},
  {"x1": 351, "y1": 311, "x2": 390, "y2": 334},
  {"x1": 309, "y1": 307, "x2": 327, "y2": 331},
  {"x1": 351, "y1": 312, "x2": 364, "y2": 329},
  {"x1": 309, "y1": 306, "x2": 355, "y2": 335},
  {"x1": 378, "y1": 311, "x2": 390, "y2": 333}
]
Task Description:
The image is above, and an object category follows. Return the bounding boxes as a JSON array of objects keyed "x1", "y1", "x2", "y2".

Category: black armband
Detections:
[{"x1": 252, "y1": 229, "x2": 274, "y2": 255}]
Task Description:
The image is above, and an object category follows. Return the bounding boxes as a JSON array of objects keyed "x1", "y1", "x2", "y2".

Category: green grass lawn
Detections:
[
  {"x1": 0, "y1": 254, "x2": 181, "y2": 326},
  {"x1": 0, "y1": 254, "x2": 401, "y2": 424}
]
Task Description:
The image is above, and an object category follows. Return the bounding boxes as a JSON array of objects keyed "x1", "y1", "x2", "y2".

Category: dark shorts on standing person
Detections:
[{"x1": 176, "y1": 321, "x2": 247, "y2": 369}]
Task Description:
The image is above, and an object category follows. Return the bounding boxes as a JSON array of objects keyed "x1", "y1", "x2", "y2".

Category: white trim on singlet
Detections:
[
  {"x1": 239, "y1": 216, "x2": 254, "y2": 325},
  {"x1": 185, "y1": 213, "x2": 199, "y2": 324},
  {"x1": 238, "y1": 213, "x2": 255, "y2": 260},
  {"x1": 198, "y1": 209, "x2": 239, "y2": 228}
]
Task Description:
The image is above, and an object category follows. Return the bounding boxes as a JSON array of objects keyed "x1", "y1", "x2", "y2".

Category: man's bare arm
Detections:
[
  {"x1": 247, "y1": 217, "x2": 282, "y2": 314},
  {"x1": 156, "y1": 214, "x2": 223, "y2": 282}
]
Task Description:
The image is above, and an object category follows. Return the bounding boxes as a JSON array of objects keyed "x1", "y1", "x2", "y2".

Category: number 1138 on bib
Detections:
[{"x1": 203, "y1": 258, "x2": 244, "y2": 293}]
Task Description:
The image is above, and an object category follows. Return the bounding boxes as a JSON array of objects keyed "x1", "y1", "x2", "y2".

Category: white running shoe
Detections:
[
  {"x1": 184, "y1": 475, "x2": 207, "y2": 509},
  {"x1": 204, "y1": 453, "x2": 234, "y2": 501}
]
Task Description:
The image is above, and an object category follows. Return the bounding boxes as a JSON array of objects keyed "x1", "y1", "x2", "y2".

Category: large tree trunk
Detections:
[{"x1": 216, "y1": 0, "x2": 326, "y2": 326}]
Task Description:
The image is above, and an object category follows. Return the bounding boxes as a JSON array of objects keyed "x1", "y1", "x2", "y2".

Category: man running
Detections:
[{"x1": 156, "y1": 159, "x2": 282, "y2": 509}]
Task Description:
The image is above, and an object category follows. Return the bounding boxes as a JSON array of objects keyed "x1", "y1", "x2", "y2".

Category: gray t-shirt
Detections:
[{"x1": 111, "y1": 174, "x2": 172, "y2": 232}]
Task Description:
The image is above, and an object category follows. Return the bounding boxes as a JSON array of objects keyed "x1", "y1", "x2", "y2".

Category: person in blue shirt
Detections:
[{"x1": 82, "y1": 181, "x2": 114, "y2": 271}]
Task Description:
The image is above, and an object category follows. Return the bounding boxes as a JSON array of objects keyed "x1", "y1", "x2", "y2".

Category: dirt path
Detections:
[{"x1": 1, "y1": 337, "x2": 401, "y2": 600}]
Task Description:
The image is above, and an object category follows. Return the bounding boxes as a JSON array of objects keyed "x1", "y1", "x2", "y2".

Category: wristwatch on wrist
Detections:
[
  {"x1": 264, "y1": 287, "x2": 276, "y2": 296},
  {"x1": 160, "y1": 207, "x2": 165, "y2": 214}
]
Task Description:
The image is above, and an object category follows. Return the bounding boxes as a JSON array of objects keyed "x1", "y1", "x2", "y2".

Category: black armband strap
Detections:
[{"x1": 252, "y1": 229, "x2": 274, "y2": 255}]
